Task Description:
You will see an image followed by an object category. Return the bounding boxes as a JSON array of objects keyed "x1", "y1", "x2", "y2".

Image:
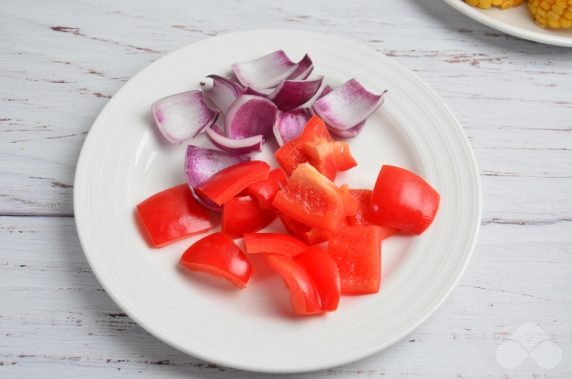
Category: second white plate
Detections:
[
  {"x1": 74, "y1": 30, "x2": 481, "y2": 373},
  {"x1": 444, "y1": 0, "x2": 572, "y2": 47}
]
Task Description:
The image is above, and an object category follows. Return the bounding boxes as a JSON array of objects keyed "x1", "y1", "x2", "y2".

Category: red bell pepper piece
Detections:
[
  {"x1": 340, "y1": 184, "x2": 359, "y2": 217},
  {"x1": 370, "y1": 165, "x2": 440, "y2": 234},
  {"x1": 275, "y1": 116, "x2": 356, "y2": 180},
  {"x1": 136, "y1": 184, "x2": 213, "y2": 248},
  {"x1": 296, "y1": 246, "x2": 340, "y2": 311},
  {"x1": 301, "y1": 140, "x2": 357, "y2": 180},
  {"x1": 348, "y1": 188, "x2": 398, "y2": 238},
  {"x1": 328, "y1": 225, "x2": 383, "y2": 295},
  {"x1": 243, "y1": 232, "x2": 307, "y2": 257},
  {"x1": 278, "y1": 214, "x2": 331, "y2": 245},
  {"x1": 222, "y1": 196, "x2": 276, "y2": 239},
  {"x1": 263, "y1": 254, "x2": 323, "y2": 315},
  {"x1": 196, "y1": 160, "x2": 270, "y2": 206},
  {"x1": 243, "y1": 168, "x2": 287, "y2": 209},
  {"x1": 272, "y1": 163, "x2": 346, "y2": 231},
  {"x1": 179, "y1": 232, "x2": 253, "y2": 288}
]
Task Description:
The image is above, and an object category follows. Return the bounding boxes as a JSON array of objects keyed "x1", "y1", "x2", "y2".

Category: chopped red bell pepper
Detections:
[
  {"x1": 196, "y1": 160, "x2": 270, "y2": 206},
  {"x1": 243, "y1": 168, "x2": 287, "y2": 209},
  {"x1": 263, "y1": 253, "x2": 323, "y2": 315},
  {"x1": 328, "y1": 225, "x2": 383, "y2": 295},
  {"x1": 278, "y1": 214, "x2": 331, "y2": 245},
  {"x1": 222, "y1": 196, "x2": 276, "y2": 239},
  {"x1": 136, "y1": 184, "x2": 213, "y2": 248},
  {"x1": 275, "y1": 116, "x2": 356, "y2": 180},
  {"x1": 301, "y1": 140, "x2": 357, "y2": 180},
  {"x1": 243, "y1": 232, "x2": 307, "y2": 257},
  {"x1": 340, "y1": 184, "x2": 359, "y2": 217},
  {"x1": 348, "y1": 188, "x2": 398, "y2": 238},
  {"x1": 370, "y1": 165, "x2": 440, "y2": 234},
  {"x1": 275, "y1": 116, "x2": 331, "y2": 175},
  {"x1": 296, "y1": 246, "x2": 340, "y2": 311},
  {"x1": 273, "y1": 163, "x2": 346, "y2": 231},
  {"x1": 179, "y1": 232, "x2": 253, "y2": 288}
]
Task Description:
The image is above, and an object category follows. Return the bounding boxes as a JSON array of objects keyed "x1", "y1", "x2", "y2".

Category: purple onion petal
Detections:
[
  {"x1": 273, "y1": 109, "x2": 310, "y2": 146},
  {"x1": 245, "y1": 87, "x2": 273, "y2": 97},
  {"x1": 312, "y1": 79, "x2": 386, "y2": 130},
  {"x1": 327, "y1": 121, "x2": 365, "y2": 138},
  {"x1": 151, "y1": 90, "x2": 218, "y2": 143},
  {"x1": 224, "y1": 95, "x2": 277, "y2": 139},
  {"x1": 287, "y1": 54, "x2": 314, "y2": 80},
  {"x1": 269, "y1": 76, "x2": 324, "y2": 111},
  {"x1": 185, "y1": 145, "x2": 250, "y2": 212},
  {"x1": 232, "y1": 50, "x2": 297, "y2": 90},
  {"x1": 201, "y1": 75, "x2": 245, "y2": 115},
  {"x1": 205, "y1": 125, "x2": 264, "y2": 154},
  {"x1": 316, "y1": 84, "x2": 334, "y2": 100}
]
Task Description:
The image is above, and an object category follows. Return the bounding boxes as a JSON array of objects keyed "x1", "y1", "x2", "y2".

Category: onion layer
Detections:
[
  {"x1": 269, "y1": 76, "x2": 324, "y2": 111},
  {"x1": 312, "y1": 79, "x2": 386, "y2": 130},
  {"x1": 232, "y1": 50, "x2": 297, "y2": 90},
  {"x1": 273, "y1": 109, "x2": 310, "y2": 146},
  {"x1": 152, "y1": 91, "x2": 218, "y2": 143},
  {"x1": 327, "y1": 121, "x2": 365, "y2": 138},
  {"x1": 224, "y1": 95, "x2": 277, "y2": 139},
  {"x1": 205, "y1": 125, "x2": 264, "y2": 154},
  {"x1": 202, "y1": 75, "x2": 245, "y2": 115}
]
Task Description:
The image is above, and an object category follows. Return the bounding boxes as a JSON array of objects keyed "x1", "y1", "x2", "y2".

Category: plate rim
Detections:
[
  {"x1": 74, "y1": 29, "x2": 482, "y2": 373},
  {"x1": 443, "y1": 0, "x2": 572, "y2": 47}
]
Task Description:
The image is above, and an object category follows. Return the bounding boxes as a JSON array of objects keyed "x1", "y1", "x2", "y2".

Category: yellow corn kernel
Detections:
[
  {"x1": 464, "y1": 0, "x2": 525, "y2": 9},
  {"x1": 529, "y1": 0, "x2": 572, "y2": 28}
]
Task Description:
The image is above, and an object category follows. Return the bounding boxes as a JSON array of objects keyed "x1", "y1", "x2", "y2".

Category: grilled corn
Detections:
[
  {"x1": 528, "y1": 0, "x2": 572, "y2": 28},
  {"x1": 465, "y1": 0, "x2": 526, "y2": 9}
]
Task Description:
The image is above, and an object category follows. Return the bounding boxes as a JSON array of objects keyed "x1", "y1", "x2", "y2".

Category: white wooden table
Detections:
[{"x1": 1, "y1": 0, "x2": 571, "y2": 377}]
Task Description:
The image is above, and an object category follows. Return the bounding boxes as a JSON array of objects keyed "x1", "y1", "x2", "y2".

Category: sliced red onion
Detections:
[
  {"x1": 316, "y1": 84, "x2": 334, "y2": 100},
  {"x1": 307, "y1": 85, "x2": 333, "y2": 117},
  {"x1": 312, "y1": 79, "x2": 386, "y2": 130},
  {"x1": 201, "y1": 75, "x2": 245, "y2": 115},
  {"x1": 232, "y1": 50, "x2": 297, "y2": 90},
  {"x1": 273, "y1": 109, "x2": 310, "y2": 146},
  {"x1": 269, "y1": 76, "x2": 324, "y2": 111},
  {"x1": 152, "y1": 91, "x2": 218, "y2": 143},
  {"x1": 205, "y1": 125, "x2": 264, "y2": 154},
  {"x1": 224, "y1": 95, "x2": 277, "y2": 139},
  {"x1": 185, "y1": 145, "x2": 250, "y2": 212},
  {"x1": 287, "y1": 54, "x2": 314, "y2": 80},
  {"x1": 327, "y1": 121, "x2": 365, "y2": 138},
  {"x1": 245, "y1": 87, "x2": 273, "y2": 97}
]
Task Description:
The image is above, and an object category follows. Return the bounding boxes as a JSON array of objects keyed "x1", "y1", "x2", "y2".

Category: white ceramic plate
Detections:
[
  {"x1": 74, "y1": 30, "x2": 481, "y2": 373},
  {"x1": 443, "y1": 0, "x2": 572, "y2": 47}
]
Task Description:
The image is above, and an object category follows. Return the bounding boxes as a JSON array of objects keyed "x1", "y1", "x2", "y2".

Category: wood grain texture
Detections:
[{"x1": 1, "y1": 0, "x2": 571, "y2": 377}]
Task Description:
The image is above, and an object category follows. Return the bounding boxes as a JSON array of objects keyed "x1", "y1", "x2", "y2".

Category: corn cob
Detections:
[
  {"x1": 528, "y1": 0, "x2": 572, "y2": 28},
  {"x1": 465, "y1": 0, "x2": 526, "y2": 9}
]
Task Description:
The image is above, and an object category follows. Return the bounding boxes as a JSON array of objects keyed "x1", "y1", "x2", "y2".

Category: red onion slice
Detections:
[
  {"x1": 152, "y1": 91, "x2": 218, "y2": 143},
  {"x1": 201, "y1": 75, "x2": 245, "y2": 115},
  {"x1": 232, "y1": 50, "x2": 297, "y2": 90},
  {"x1": 287, "y1": 54, "x2": 314, "y2": 80},
  {"x1": 245, "y1": 87, "x2": 273, "y2": 97},
  {"x1": 224, "y1": 95, "x2": 277, "y2": 139},
  {"x1": 273, "y1": 109, "x2": 310, "y2": 146},
  {"x1": 205, "y1": 125, "x2": 264, "y2": 154},
  {"x1": 316, "y1": 84, "x2": 334, "y2": 100},
  {"x1": 269, "y1": 76, "x2": 324, "y2": 111},
  {"x1": 312, "y1": 79, "x2": 386, "y2": 130},
  {"x1": 185, "y1": 145, "x2": 250, "y2": 212},
  {"x1": 327, "y1": 121, "x2": 365, "y2": 138}
]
